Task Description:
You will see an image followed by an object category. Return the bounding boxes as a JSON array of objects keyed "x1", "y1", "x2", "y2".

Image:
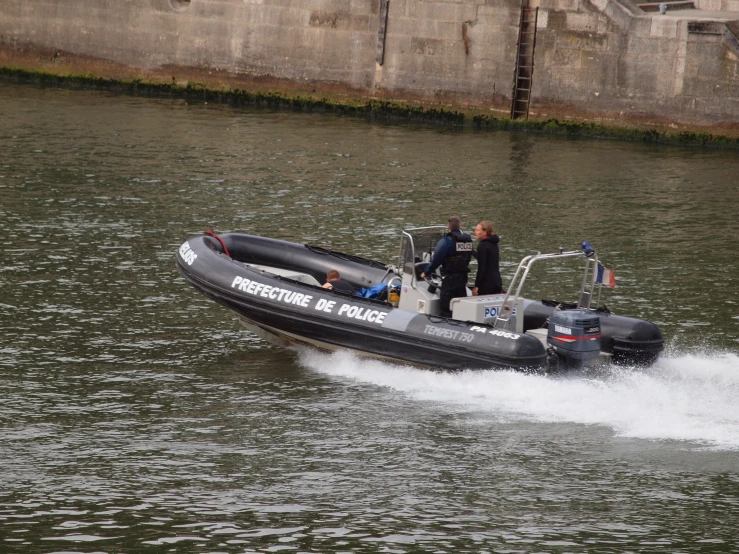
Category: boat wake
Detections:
[{"x1": 298, "y1": 349, "x2": 739, "y2": 451}]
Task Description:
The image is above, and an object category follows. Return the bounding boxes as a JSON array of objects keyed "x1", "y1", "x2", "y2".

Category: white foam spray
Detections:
[{"x1": 298, "y1": 349, "x2": 739, "y2": 450}]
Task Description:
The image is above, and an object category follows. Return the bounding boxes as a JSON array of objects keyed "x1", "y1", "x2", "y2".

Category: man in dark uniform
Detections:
[{"x1": 420, "y1": 216, "x2": 472, "y2": 318}]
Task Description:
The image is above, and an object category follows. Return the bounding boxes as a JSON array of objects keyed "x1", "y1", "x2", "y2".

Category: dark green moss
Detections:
[
  {"x1": 2, "y1": 66, "x2": 738, "y2": 148},
  {"x1": 472, "y1": 114, "x2": 739, "y2": 148}
]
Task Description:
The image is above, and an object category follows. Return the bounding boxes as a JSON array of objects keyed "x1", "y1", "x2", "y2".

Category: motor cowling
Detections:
[{"x1": 547, "y1": 310, "x2": 602, "y2": 369}]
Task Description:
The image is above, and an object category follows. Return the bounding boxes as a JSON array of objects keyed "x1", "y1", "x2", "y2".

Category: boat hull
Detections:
[
  {"x1": 176, "y1": 233, "x2": 663, "y2": 371},
  {"x1": 176, "y1": 234, "x2": 548, "y2": 371}
]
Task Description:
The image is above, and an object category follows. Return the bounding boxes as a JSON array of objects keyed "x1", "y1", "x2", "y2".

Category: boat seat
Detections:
[
  {"x1": 247, "y1": 264, "x2": 322, "y2": 287},
  {"x1": 450, "y1": 294, "x2": 524, "y2": 332}
]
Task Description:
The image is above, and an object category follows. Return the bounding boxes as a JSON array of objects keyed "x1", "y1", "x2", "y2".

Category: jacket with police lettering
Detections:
[{"x1": 424, "y1": 230, "x2": 473, "y2": 276}]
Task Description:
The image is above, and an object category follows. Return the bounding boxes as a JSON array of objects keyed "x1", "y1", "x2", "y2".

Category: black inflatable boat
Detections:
[{"x1": 175, "y1": 227, "x2": 664, "y2": 372}]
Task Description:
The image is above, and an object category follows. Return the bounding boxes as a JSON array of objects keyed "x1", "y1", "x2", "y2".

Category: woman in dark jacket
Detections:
[{"x1": 472, "y1": 221, "x2": 503, "y2": 296}]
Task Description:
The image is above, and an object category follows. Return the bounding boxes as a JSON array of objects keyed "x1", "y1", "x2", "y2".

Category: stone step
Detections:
[{"x1": 636, "y1": 1, "x2": 695, "y2": 12}]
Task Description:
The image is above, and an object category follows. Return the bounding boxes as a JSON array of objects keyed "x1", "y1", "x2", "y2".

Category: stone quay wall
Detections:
[{"x1": 1, "y1": 0, "x2": 738, "y2": 130}]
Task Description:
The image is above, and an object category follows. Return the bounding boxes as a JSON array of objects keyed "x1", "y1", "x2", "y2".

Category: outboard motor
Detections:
[{"x1": 547, "y1": 310, "x2": 601, "y2": 370}]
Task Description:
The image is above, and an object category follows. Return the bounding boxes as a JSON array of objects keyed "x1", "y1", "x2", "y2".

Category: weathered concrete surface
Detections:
[
  {"x1": 532, "y1": 0, "x2": 739, "y2": 130},
  {"x1": 1, "y1": 0, "x2": 738, "y2": 132},
  {"x1": 694, "y1": 0, "x2": 739, "y2": 12}
]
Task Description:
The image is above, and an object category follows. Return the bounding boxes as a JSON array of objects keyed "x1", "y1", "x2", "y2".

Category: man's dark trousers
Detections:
[{"x1": 439, "y1": 273, "x2": 468, "y2": 318}]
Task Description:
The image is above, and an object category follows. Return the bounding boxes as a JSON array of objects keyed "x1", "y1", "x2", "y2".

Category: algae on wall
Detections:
[{"x1": 3, "y1": 66, "x2": 737, "y2": 148}]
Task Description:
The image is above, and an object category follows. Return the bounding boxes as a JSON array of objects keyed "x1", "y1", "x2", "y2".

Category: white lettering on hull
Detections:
[
  {"x1": 423, "y1": 325, "x2": 475, "y2": 343},
  {"x1": 179, "y1": 241, "x2": 198, "y2": 266},
  {"x1": 469, "y1": 325, "x2": 520, "y2": 340},
  {"x1": 230, "y1": 275, "x2": 387, "y2": 325}
]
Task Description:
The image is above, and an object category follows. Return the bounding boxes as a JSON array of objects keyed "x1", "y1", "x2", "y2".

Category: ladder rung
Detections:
[{"x1": 515, "y1": 2, "x2": 537, "y2": 123}]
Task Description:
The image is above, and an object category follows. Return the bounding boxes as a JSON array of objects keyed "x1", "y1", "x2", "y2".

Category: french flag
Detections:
[{"x1": 597, "y1": 263, "x2": 616, "y2": 287}]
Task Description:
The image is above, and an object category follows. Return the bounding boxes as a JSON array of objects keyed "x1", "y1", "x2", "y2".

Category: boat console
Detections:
[{"x1": 397, "y1": 226, "x2": 447, "y2": 316}]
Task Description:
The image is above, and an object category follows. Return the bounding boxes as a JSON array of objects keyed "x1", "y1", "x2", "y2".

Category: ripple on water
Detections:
[{"x1": 1, "y1": 83, "x2": 739, "y2": 553}]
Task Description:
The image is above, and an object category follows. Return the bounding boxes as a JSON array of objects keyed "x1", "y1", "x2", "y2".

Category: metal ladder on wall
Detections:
[{"x1": 510, "y1": 6, "x2": 539, "y2": 121}]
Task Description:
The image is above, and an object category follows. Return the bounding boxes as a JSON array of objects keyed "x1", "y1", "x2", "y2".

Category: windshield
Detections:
[{"x1": 399, "y1": 226, "x2": 447, "y2": 275}]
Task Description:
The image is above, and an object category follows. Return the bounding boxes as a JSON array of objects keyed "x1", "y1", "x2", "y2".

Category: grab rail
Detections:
[{"x1": 493, "y1": 247, "x2": 600, "y2": 330}]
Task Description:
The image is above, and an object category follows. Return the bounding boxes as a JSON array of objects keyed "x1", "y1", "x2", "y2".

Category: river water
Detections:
[{"x1": 1, "y1": 82, "x2": 738, "y2": 553}]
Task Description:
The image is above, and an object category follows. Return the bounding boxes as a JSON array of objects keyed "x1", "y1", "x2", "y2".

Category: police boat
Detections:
[{"x1": 175, "y1": 227, "x2": 664, "y2": 372}]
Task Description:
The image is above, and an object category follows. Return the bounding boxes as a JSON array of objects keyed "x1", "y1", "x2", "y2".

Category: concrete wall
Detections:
[
  {"x1": 377, "y1": 0, "x2": 522, "y2": 107},
  {"x1": 1, "y1": 0, "x2": 738, "y2": 128},
  {"x1": 694, "y1": 0, "x2": 739, "y2": 12},
  {"x1": 532, "y1": 0, "x2": 739, "y2": 124},
  {"x1": 0, "y1": 0, "x2": 382, "y2": 90}
]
